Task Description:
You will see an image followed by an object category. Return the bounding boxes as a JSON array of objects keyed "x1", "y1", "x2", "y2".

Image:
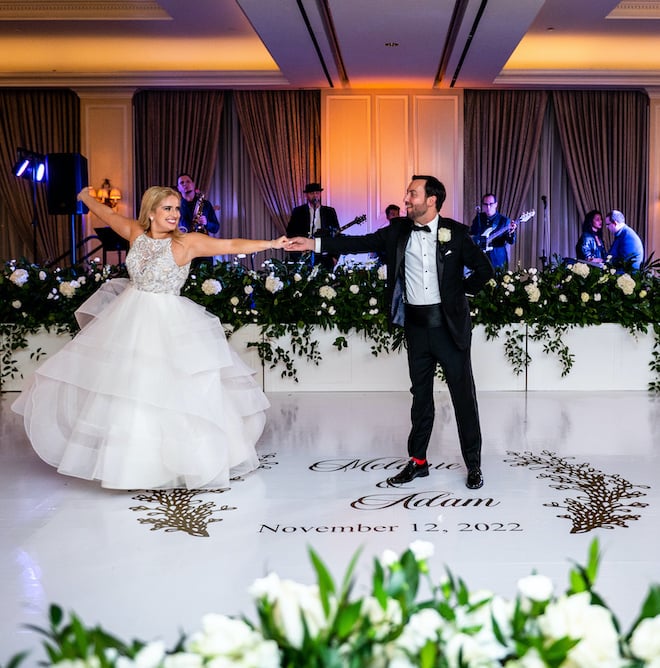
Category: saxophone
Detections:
[{"x1": 191, "y1": 192, "x2": 208, "y2": 234}]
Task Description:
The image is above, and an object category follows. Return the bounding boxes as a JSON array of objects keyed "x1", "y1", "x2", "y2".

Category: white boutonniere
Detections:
[{"x1": 438, "y1": 228, "x2": 451, "y2": 244}]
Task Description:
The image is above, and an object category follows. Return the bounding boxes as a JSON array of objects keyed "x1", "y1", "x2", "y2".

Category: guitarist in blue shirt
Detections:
[{"x1": 470, "y1": 193, "x2": 517, "y2": 270}]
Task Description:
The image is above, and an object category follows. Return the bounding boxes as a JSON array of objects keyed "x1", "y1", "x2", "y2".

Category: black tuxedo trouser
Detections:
[{"x1": 404, "y1": 312, "x2": 481, "y2": 470}]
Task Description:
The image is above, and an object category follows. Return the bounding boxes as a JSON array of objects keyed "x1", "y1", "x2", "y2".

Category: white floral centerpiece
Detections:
[
  {"x1": 2, "y1": 255, "x2": 659, "y2": 390},
  {"x1": 6, "y1": 539, "x2": 660, "y2": 667}
]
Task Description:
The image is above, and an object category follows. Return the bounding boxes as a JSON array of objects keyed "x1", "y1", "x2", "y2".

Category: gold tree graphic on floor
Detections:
[{"x1": 505, "y1": 450, "x2": 649, "y2": 533}]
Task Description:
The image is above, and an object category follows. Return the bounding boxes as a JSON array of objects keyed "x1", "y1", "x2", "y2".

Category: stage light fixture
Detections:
[{"x1": 12, "y1": 147, "x2": 46, "y2": 182}]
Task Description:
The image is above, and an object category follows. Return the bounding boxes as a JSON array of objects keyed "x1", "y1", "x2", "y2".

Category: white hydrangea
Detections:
[
  {"x1": 59, "y1": 280, "x2": 81, "y2": 298},
  {"x1": 319, "y1": 285, "x2": 337, "y2": 300},
  {"x1": 616, "y1": 273, "x2": 636, "y2": 295},
  {"x1": 9, "y1": 268, "x2": 29, "y2": 286},
  {"x1": 201, "y1": 279, "x2": 222, "y2": 296},
  {"x1": 265, "y1": 274, "x2": 284, "y2": 293}
]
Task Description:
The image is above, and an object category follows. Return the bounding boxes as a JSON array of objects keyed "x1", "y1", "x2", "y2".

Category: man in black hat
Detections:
[{"x1": 286, "y1": 182, "x2": 340, "y2": 270}]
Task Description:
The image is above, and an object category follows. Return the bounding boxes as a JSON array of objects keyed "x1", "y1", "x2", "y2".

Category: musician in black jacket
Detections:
[
  {"x1": 176, "y1": 173, "x2": 220, "y2": 235},
  {"x1": 286, "y1": 182, "x2": 340, "y2": 270},
  {"x1": 470, "y1": 193, "x2": 516, "y2": 270}
]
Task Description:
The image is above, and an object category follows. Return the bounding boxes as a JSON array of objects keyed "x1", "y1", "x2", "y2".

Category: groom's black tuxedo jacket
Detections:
[{"x1": 321, "y1": 216, "x2": 494, "y2": 351}]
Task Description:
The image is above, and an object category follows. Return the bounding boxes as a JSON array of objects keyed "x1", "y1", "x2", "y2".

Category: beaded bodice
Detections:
[{"x1": 125, "y1": 234, "x2": 190, "y2": 295}]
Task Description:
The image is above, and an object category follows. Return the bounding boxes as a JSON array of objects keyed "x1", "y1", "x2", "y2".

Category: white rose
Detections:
[
  {"x1": 38, "y1": 270, "x2": 47, "y2": 281},
  {"x1": 328, "y1": 305, "x2": 336, "y2": 315},
  {"x1": 559, "y1": 294, "x2": 568, "y2": 303},
  {"x1": 437, "y1": 227, "x2": 451, "y2": 243},
  {"x1": 130, "y1": 641, "x2": 166, "y2": 668},
  {"x1": 409, "y1": 540, "x2": 434, "y2": 562},
  {"x1": 581, "y1": 292, "x2": 590, "y2": 303},
  {"x1": 9, "y1": 268, "x2": 29, "y2": 286},
  {"x1": 361, "y1": 597, "x2": 403, "y2": 640},
  {"x1": 630, "y1": 615, "x2": 660, "y2": 662},
  {"x1": 12, "y1": 300, "x2": 22, "y2": 309},
  {"x1": 517, "y1": 574, "x2": 554, "y2": 602},
  {"x1": 293, "y1": 273, "x2": 302, "y2": 282},
  {"x1": 377, "y1": 265, "x2": 387, "y2": 280},
  {"x1": 369, "y1": 297, "x2": 378, "y2": 306},
  {"x1": 380, "y1": 549, "x2": 399, "y2": 568},
  {"x1": 570, "y1": 262, "x2": 590, "y2": 278},
  {"x1": 163, "y1": 654, "x2": 204, "y2": 668},
  {"x1": 515, "y1": 307, "x2": 524, "y2": 317},
  {"x1": 594, "y1": 293, "x2": 601, "y2": 301},
  {"x1": 244, "y1": 285, "x2": 254, "y2": 295},
  {"x1": 639, "y1": 289, "x2": 648, "y2": 299},
  {"x1": 349, "y1": 284, "x2": 360, "y2": 294},
  {"x1": 201, "y1": 279, "x2": 222, "y2": 296},
  {"x1": 230, "y1": 296, "x2": 239, "y2": 306},
  {"x1": 396, "y1": 608, "x2": 444, "y2": 654}
]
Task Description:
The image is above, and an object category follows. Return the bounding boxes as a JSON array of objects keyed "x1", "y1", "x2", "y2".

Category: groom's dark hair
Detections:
[{"x1": 412, "y1": 175, "x2": 446, "y2": 209}]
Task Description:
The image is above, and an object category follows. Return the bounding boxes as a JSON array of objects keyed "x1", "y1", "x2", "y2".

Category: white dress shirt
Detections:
[{"x1": 405, "y1": 215, "x2": 441, "y2": 305}]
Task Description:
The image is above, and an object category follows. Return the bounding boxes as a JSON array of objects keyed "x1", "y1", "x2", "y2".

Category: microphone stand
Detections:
[{"x1": 539, "y1": 195, "x2": 548, "y2": 269}]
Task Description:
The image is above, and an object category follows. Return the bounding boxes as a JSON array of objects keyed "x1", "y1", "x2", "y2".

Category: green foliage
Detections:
[{"x1": 2, "y1": 256, "x2": 659, "y2": 389}]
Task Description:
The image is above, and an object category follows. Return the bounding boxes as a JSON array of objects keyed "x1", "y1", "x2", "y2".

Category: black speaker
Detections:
[{"x1": 45, "y1": 153, "x2": 89, "y2": 215}]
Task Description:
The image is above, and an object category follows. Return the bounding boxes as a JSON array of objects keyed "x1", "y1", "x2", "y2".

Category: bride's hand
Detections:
[{"x1": 270, "y1": 235, "x2": 289, "y2": 249}]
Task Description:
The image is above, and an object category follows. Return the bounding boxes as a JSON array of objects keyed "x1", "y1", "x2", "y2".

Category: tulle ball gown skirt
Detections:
[{"x1": 12, "y1": 281, "x2": 268, "y2": 490}]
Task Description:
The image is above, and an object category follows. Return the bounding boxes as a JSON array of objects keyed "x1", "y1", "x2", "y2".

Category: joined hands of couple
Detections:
[{"x1": 273, "y1": 237, "x2": 315, "y2": 252}]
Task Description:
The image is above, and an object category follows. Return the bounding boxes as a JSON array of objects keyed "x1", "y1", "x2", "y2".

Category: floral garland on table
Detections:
[
  {"x1": 1, "y1": 255, "x2": 658, "y2": 389},
  {"x1": 5, "y1": 539, "x2": 660, "y2": 666}
]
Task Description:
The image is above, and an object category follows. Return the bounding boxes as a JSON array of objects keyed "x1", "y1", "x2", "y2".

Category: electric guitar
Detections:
[
  {"x1": 317, "y1": 213, "x2": 366, "y2": 238},
  {"x1": 475, "y1": 209, "x2": 535, "y2": 252}
]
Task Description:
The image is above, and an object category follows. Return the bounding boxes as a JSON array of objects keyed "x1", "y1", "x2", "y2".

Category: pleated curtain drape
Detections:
[
  {"x1": 133, "y1": 90, "x2": 225, "y2": 207},
  {"x1": 0, "y1": 89, "x2": 80, "y2": 263},
  {"x1": 552, "y1": 90, "x2": 648, "y2": 247},
  {"x1": 233, "y1": 90, "x2": 321, "y2": 234},
  {"x1": 464, "y1": 90, "x2": 549, "y2": 228}
]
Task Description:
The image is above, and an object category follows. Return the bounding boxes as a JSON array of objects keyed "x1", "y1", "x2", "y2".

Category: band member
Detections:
[
  {"x1": 176, "y1": 173, "x2": 220, "y2": 235},
  {"x1": 470, "y1": 193, "x2": 516, "y2": 270},
  {"x1": 286, "y1": 182, "x2": 340, "y2": 270}
]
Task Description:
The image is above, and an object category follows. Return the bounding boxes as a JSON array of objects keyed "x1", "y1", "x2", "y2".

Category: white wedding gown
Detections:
[{"x1": 12, "y1": 233, "x2": 267, "y2": 490}]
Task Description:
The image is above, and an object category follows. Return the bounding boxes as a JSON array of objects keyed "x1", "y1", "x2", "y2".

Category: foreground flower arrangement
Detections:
[
  {"x1": 1, "y1": 255, "x2": 659, "y2": 389},
  {"x1": 5, "y1": 539, "x2": 660, "y2": 667}
]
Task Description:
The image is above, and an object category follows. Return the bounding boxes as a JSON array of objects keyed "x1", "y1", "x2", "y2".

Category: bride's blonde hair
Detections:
[{"x1": 138, "y1": 186, "x2": 184, "y2": 238}]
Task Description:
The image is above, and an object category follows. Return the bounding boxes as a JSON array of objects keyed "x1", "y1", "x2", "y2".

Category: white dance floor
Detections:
[{"x1": 1, "y1": 389, "x2": 658, "y2": 662}]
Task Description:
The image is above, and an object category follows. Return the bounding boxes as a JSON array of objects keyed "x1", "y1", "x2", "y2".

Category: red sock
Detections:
[{"x1": 412, "y1": 457, "x2": 426, "y2": 466}]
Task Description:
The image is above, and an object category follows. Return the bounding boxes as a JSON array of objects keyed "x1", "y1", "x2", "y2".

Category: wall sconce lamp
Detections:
[{"x1": 90, "y1": 178, "x2": 121, "y2": 210}]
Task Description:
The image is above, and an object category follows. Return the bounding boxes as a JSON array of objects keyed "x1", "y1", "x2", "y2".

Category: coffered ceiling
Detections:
[{"x1": 0, "y1": 0, "x2": 659, "y2": 90}]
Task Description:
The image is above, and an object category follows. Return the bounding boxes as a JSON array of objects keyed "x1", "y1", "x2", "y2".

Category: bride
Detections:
[{"x1": 12, "y1": 185, "x2": 288, "y2": 490}]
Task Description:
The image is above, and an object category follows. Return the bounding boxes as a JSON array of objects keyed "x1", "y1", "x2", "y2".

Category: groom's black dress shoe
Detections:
[
  {"x1": 387, "y1": 460, "x2": 429, "y2": 485},
  {"x1": 466, "y1": 468, "x2": 484, "y2": 489}
]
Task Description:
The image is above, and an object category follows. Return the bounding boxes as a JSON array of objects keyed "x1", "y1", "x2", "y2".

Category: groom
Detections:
[{"x1": 287, "y1": 175, "x2": 494, "y2": 489}]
